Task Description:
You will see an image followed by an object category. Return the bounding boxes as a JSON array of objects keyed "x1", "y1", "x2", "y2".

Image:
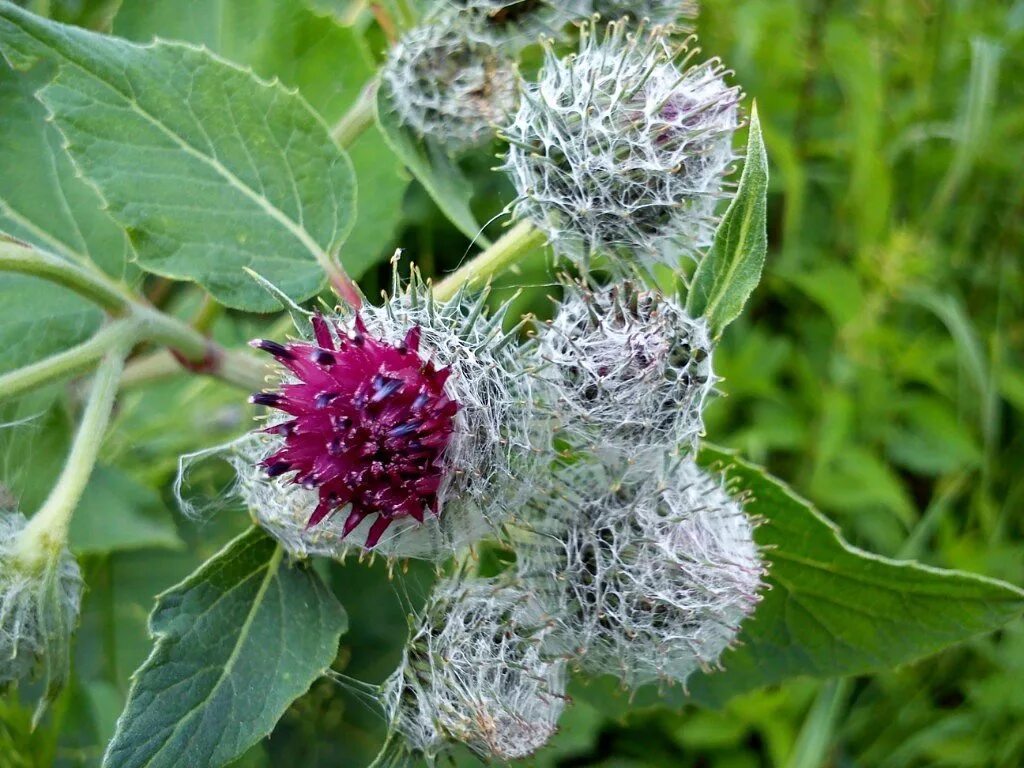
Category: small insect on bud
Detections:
[
  {"x1": 382, "y1": 14, "x2": 518, "y2": 152},
  {"x1": 518, "y1": 458, "x2": 764, "y2": 686},
  {"x1": 534, "y1": 281, "x2": 715, "y2": 458},
  {"x1": 382, "y1": 576, "x2": 566, "y2": 761},
  {"x1": 593, "y1": 0, "x2": 700, "y2": 28},
  {"x1": 0, "y1": 509, "x2": 83, "y2": 715},
  {"x1": 232, "y1": 274, "x2": 540, "y2": 561},
  {"x1": 502, "y1": 20, "x2": 742, "y2": 272}
]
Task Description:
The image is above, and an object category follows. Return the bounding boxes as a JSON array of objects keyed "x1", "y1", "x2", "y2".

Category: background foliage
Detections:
[{"x1": 1, "y1": 0, "x2": 1022, "y2": 766}]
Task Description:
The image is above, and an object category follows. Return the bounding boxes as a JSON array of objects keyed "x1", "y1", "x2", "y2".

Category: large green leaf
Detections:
[
  {"x1": 102, "y1": 527, "x2": 347, "y2": 768},
  {"x1": 376, "y1": 75, "x2": 489, "y2": 245},
  {"x1": 0, "y1": 59, "x2": 130, "y2": 277},
  {"x1": 0, "y1": 2, "x2": 356, "y2": 311},
  {"x1": 686, "y1": 446, "x2": 1024, "y2": 706},
  {"x1": 113, "y1": 0, "x2": 406, "y2": 280},
  {"x1": 687, "y1": 105, "x2": 769, "y2": 337}
]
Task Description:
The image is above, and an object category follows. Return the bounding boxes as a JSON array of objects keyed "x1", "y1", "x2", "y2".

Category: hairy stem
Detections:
[
  {"x1": 0, "y1": 239, "x2": 269, "y2": 392},
  {"x1": 15, "y1": 348, "x2": 127, "y2": 567},
  {"x1": 331, "y1": 79, "x2": 379, "y2": 148},
  {"x1": 0, "y1": 320, "x2": 138, "y2": 403},
  {"x1": 433, "y1": 220, "x2": 547, "y2": 302}
]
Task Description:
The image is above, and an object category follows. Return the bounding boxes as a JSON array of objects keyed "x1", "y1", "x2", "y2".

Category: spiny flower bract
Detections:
[
  {"x1": 534, "y1": 280, "x2": 715, "y2": 459},
  {"x1": 440, "y1": 0, "x2": 591, "y2": 47},
  {"x1": 518, "y1": 458, "x2": 764, "y2": 686},
  {"x1": 0, "y1": 509, "x2": 82, "y2": 711},
  {"x1": 503, "y1": 21, "x2": 741, "y2": 272},
  {"x1": 382, "y1": 16, "x2": 517, "y2": 151},
  {"x1": 233, "y1": 274, "x2": 540, "y2": 561},
  {"x1": 382, "y1": 576, "x2": 566, "y2": 761}
]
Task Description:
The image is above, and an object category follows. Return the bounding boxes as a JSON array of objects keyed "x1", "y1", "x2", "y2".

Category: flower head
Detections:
[
  {"x1": 383, "y1": 16, "x2": 517, "y2": 151},
  {"x1": 249, "y1": 315, "x2": 458, "y2": 549},
  {"x1": 231, "y1": 274, "x2": 540, "y2": 561},
  {"x1": 534, "y1": 281, "x2": 715, "y2": 459},
  {"x1": 0, "y1": 509, "x2": 83, "y2": 715},
  {"x1": 502, "y1": 21, "x2": 741, "y2": 272},
  {"x1": 383, "y1": 575, "x2": 566, "y2": 761},
  {"x1": 518, "y1": 458, "x2": 764, "y2": 686}
]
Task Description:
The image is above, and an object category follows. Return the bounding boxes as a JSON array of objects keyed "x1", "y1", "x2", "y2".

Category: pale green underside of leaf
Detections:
[
  {"x1": 0, "y1": 272, "x2": 102, "y2": 374},
  {"x1": 102, "y1": 527, "x2": 347, "y2": 768},
  {"x1": 0, "y1": 58, "x2": 131, "y2": 277},
  {"x1": 376, "y1": 75, "x2": 490, "y2": 246},
  {"x1": 69, "y1": 465, "x2": 182, "y2": 555},
  {"x1": 0, "y1": 1, "x2": 357, "y2": 311},
  {"x1": 687, "y1": 105, "x2": 769, "y2": 337},
  {"x1": 113, "y1": 0, "x2": 407, "y2": 280}
]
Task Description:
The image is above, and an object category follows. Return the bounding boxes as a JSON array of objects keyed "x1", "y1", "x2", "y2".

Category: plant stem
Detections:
[
  {"x1": 0, "y1": 320, "x2": 138, "y2": 403},
  {"x1": 0, "y1": 238, "x2": 130, "y2": 313},
  {"x1": 15, "y1": 348, "x2": 127, "y2": 568},
  {"x1": 0, "y1": 239, "x2": 269, "y2": 392},
  {"x1": 331, "y1": 79, "x2": 379, "y2": 147},
  {"x1": 432, "y1": 220, "x2": 547, "y2": 302},
  {"x1": 786, "y1": 678, "x2": 852, "y2": 768}
]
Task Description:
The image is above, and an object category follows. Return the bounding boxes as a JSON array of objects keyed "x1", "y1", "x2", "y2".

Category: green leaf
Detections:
[
  {"x1": 0, "y1": 59, "x2": 130, "y2": 277},
  {"x1": 112, "y1": 0, "x2": 406, "y2": 280},
  {"x1": 0, "y1": 2, "x2": 356, "y2": 311},
  {"x1": 683, "y1": 446, "x2": 1024, "y2": 707},
  {"x1": 102, "y1": 527, "x2": 347, "y2": 768},
  {"x1": 376, "y1": 75, "x2": 489, "y2": 245},
  {"x1": 687, "y1": 104, "x2": 769, "y2": 337},
  {"x1": 69, "y1": 465, "x2": 182, "y2": 555},
  {"x1": 0, "y1": 273, "x2": 101, "y2": 375}
]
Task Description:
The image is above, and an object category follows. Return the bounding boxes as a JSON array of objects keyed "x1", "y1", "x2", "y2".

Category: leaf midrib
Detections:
[
  {"x1": 9, "y1": 18, "x2": 336, "y2": 272},
  {"x1": 141, "y1": 543, "x2": 284, "y2": 766}
]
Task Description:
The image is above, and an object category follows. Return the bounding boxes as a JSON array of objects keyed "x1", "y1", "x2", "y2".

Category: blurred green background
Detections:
[{"x1": 2, "y1": 0, "x2": 1023, "y2": 766}]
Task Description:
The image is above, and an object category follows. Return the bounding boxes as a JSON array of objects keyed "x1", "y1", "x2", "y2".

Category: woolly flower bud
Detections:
[
  {"x1": 0, "y1": 509, "x2": 83, "y2": 710},
  {"x1": 440, "y1": 0, "x2": 591, "y2": 47},
  {"x1": 519, "y1": 458, "x2": 764, "y2": 686},
  {"x1": 383, "y1": 576, "x2": 566, "y2": 761},
  {"x1": 593, "y1": 0, "x2": 699, "y2": 27},
  {"x1": 218, "y1": 276, "x2": 539, "y2": 561},
  {"x1": 503, "y1": 22, "x2": 741, "y2": 271},
  {"x1": 382, "y1": 17, "x2": 517, "y2": 151},
  {"x1": 534, "y1": 281, "x2": 715, "y2": 458}
]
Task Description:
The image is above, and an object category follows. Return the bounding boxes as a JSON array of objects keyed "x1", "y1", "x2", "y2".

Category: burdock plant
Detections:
[{"x1": 503, "y1": 20, "x2": 742, "y2": 272}]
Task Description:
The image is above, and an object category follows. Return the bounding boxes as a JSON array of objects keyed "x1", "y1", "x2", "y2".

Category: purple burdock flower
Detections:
[{"x1": 250, "y1": 314, "x2": 459, "y2": 549}]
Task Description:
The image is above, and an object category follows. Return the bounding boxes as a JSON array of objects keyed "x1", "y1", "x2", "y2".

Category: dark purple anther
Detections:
[{"x1": 250, "y1": 313, "x2": 459, "y2": 548}]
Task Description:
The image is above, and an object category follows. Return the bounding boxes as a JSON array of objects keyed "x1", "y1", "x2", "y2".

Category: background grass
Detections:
[{"x1": 1, "y1": 0, "x2": 1022, "y2": 766}]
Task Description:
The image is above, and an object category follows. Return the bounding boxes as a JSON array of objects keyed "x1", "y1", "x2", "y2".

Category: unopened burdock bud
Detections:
[
  {"x1": 534, "y1": 281, "x2": 715, "y2": 459},
  {"x1": 503, "y1": 21, "x2": 741, "y2": 272},
  {"x1": 383, "y1": 16, "x2": 517, "y2": 151},
  {"x1": 192, "y1": 272, "x2": 542, "y2": 562},
  {"x1": 0, "y1": 509, "x2": 83, "y2": 715},
  {"x1": 383, "y1": 576, "x2": 566, "y2": 761},
  {"x1": 519, "y1": 458, "x2": 764, "y2": 686}
]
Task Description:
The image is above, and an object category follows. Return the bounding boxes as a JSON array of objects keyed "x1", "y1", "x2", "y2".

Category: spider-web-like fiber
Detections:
[
  {"x1": 0, "y1": 509, "x2": 82, "y2": 688},
  {"x1": 382, "y1": 575, "x2": 566, "y2": 761},
  {"x1": 594, "y1": 0, "x2": 700, "y2": 28},
  {"x1": 518, "y1": 457, "x2": 764, "y2": 686},
  {"x1": 533, "y1": 281, "x2": 715, "y2": 461},
  {"x1": 502, "y1": 20, "x2": 741, "y2": 272},
  {"x1": 180, "y1": 275, "x2": 544, "y2": 562},
  {"x1": 383, "y1": 14, "x2": 517, "y2": 151}
]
